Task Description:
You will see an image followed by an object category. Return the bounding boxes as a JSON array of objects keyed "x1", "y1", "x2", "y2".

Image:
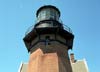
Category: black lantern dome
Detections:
[
  {"x1": 35, "y1": 5, "x2": 63, "y2": 29},
  {"x1": 36, "y1": 5, "x2": 60, "y2": 22}
]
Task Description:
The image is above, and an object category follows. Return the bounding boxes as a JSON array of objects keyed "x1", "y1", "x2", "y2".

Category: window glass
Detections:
[
  {"x1": 56, "y1": 11, "x2": 59, "y2": 21},
  {"x1": 41, "y1": 10, "x2": 46, "y2": 20},
  {"x1": 37, "y1": 13, "x2": 41, "y2": 22},
  {"x1": 46, "y1": 9, "x2": 50, "y2": 19},
  {"x1": 49, "y1": 8, "x2": 54, "y2": 19},
  {"x1": 37, "y1": 8, "x2": 60, "y2": 22}
]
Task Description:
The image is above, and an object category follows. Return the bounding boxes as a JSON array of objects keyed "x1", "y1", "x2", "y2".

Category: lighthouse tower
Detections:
[{"x1": 23, "y1": 5, "x2": 74, "y2": 72}]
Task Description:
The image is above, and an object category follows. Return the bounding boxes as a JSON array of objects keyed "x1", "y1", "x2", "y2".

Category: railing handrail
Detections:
[
  {"x1": 63, "y1": 24, "x2": 73, "y2": 34},
  {"x1": 59, "y1": 19, "x2": 73, "y2": 34},
  {"x1": 25, "y1": 19, "x2": 73, "y2": 35}
]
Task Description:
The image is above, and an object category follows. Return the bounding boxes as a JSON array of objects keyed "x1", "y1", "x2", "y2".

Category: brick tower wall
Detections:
[{"x1": 27, "y1": 41, "x2": 73, "y2": 72}]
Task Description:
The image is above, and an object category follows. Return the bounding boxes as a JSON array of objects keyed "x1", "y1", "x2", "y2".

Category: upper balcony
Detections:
[{"x1": 25, "y1": 19, "x2": 73, "y2": 36}]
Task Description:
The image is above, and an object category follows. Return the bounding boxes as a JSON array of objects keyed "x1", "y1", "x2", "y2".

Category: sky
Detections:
[{"x1": 0, "y1": 0, "x2": 100, "y2": 72}]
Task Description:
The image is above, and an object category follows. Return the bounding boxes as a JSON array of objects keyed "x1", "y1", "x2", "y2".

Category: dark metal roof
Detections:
[{"x1": 36, "y1": 5, "x2": 60, "y2": 17}]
